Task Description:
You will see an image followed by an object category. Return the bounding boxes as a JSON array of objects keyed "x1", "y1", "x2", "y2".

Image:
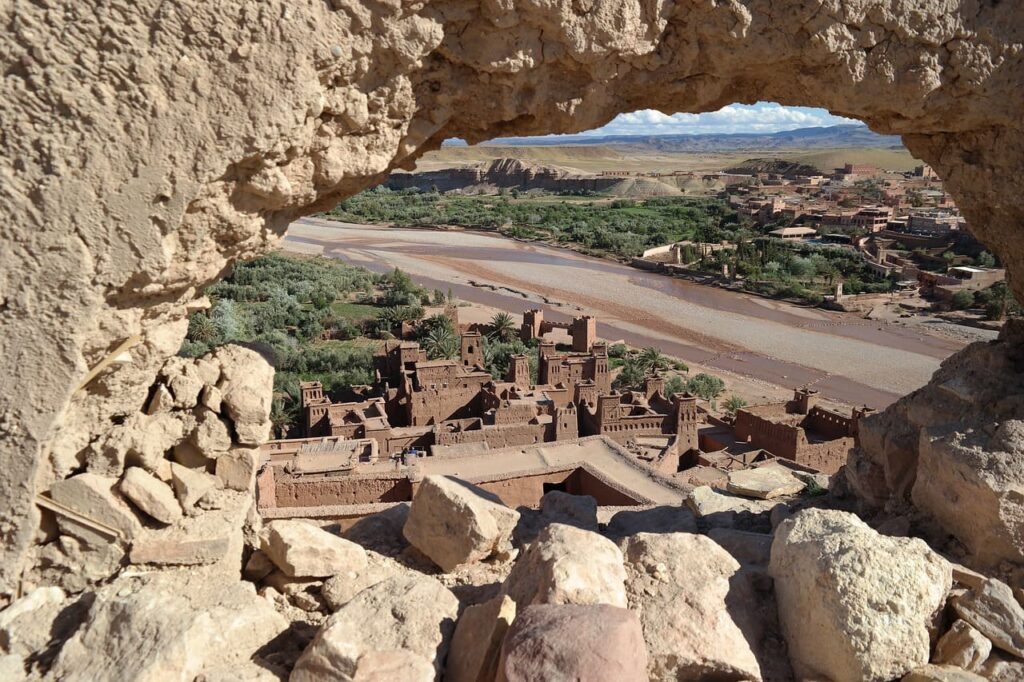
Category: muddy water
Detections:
[{"x1": 284, "y1": 218, "x2": 966, "y2": 409}]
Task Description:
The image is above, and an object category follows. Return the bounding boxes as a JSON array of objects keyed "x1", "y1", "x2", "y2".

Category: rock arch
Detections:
[{"x1": 1, "y1": 0, "x2": 1022, "y2": 593}]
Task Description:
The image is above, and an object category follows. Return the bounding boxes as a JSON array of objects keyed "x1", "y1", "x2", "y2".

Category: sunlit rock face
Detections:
[{"x1": 0, "y1": 0, "x2": 1023, "y2": 595}]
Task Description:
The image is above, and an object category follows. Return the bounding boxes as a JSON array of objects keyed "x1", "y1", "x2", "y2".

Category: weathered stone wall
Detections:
[{"x1": 1, "y1": 0, "x2": 1023, "y2": 595}]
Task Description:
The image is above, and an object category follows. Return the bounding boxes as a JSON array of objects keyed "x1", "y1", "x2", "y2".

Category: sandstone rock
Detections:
[
  {"x1": 243, "y1": 550, "x2": 276, "y2": 582},
  {"x1": 165, "y1": 365, "x2": 205, "y2": 410},
  {"x1": 445, "y1": 594, "x2": 515, "y2": 682},
  {"x1": 977, "y1": 651, "x2": 1024, "y2": 681},
  {"x1": 538, "y1": 490, "x2": 597, "y2": 531},
  {"x1": 321, "y1": 552, "x2": 412, "y2": 612},
  {"x1": 89, "y1": 412, "x2": 186, "y2": 474},
  {"x1": 145, "y1": 383, "x2": 174, "y2": 415},
  {"x1": 50, "y1": 572, "x2": 288, "y2": 681},
  {"x1": 497, "y1": 604, "x2": 647, "y2": 682},
  {"x1": 622, "y1": 532, "x2": 762, "y2": 681},
  {"x1": 727, "y1": 465, "x2": 805, "y2": 499},
  {"x1": 351, "y1": 650, "x2": 434, "y2": 681},
  {"x1": 0, "y1": 586, "x2": 66, "y2": 658},
  {"x1": 770, "y1": 509, "x2": 952, "y2": 682},
  {"x1": 685, "y1": 485, "x2": 779, "y2": 530},
  {"x1": 0, "y1": 654, "x2": 24, "y2": 679},
  {"x1": 952, "y1": 578, "x2": 1024, "y2": 658},
  {"x1": 170, "y1": 461, "x2": 219, "y2": 512},
  {"x1": 291, "y1": 574, "x2": 458, "y2": 682},
  {"x1": 933, "y1": 619, "x2": 991, "y2": 672},
  {"x1": 901, "y1": 664, "x2": 987, "y2": 681},
  {"x1": 118, "y1": 467, "x2": 182, "y2": 524},
  {"x1": 49, "y1": 473, "x2": 142, "y2": 541},
  {"x1": 263, "y1": 520, "x2": 368, "y2": 578},
  {"x1": 216, "y1": 345, "x2": 275, "y2": 446},
  {"x1": 215, "y1": 447, "x2": 260, "y2": 491},
  {"x1": 403, "y1": 475, "x2": 520, "y2": 571},
  {"x1": 191, "y1": 409, "x2": 233, "y2": 455},
  {"x1": 912, "y1": 424, "x2": 1024, "y2": 567},
  {"x1": 129, "y1": 535, "x2": 231, "y2": 567},
  {"x1": 200, "y1": 384, "x2": 222, "y2": 413},
  {"x1": 707, "y1": 527, "x2": 773, "y2": 567},
  {"x1": 501, "y1": 523, "x2": 627, "y2": 609},
  {"x1": 604, "y1": 504, "x2": 697, "y2": 538}
]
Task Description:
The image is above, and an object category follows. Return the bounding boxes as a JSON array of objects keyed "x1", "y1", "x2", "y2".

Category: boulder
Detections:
[
  {"x1": 952, "y1": 578, "x2": 1024, "y2": 658},
  {"x1": 538, "y1": 491, "x2": 597, "y2": 531},
  {"x1": 604, "y1": 505, "x2": 697, "y2": 539},
  {"x1": 243, "y1": 550, "x2": 276, "y2": 582},
  {"x1": 403, "y1": 475, "x2": 519, "y2": 572},
  {"x1": 501, "y1": 523, "x2": 627, "y2": 609},
  {"x1": 912, "y1": 424, "x2": 1024, "y2": 566},
  {"x1": 933, "y1": 619, "x2": 992, "y2": 672},
  {"x1": 977, "y1": 651, "x2": 1024, "y2": 682},
  {"x1": 291, "y1": 574, "x2": 458, "y2": 682},
  {"x1": 191, "y1": 409, "x2": 232, "y2": 455},
  {"x1": 727, "y1": 465, "x2": 806, "y2": 499},
  {"x1": 49, "y1": 473, "x2": 142, "y2": 541},
  {"x1": 215, "y1": 447, "x2": 260, "y2": 491},
  {"x1": 622, "y1": 532, "x2": 763, "y2": 681},
  {"x1": 445, "y1": 595, "x2": 516, "y2": 682},
  {"x1": 215, "y1": 345, "x2": 274, "y2": 446},
  {"x1": 770, "y1": 509, "x2": 952, "y2": 682},
  {"x1": 901, "y1": 664, "x2": 987, "y2": 681},
  {"x1": 707, "y1": 527, "x2": 773, "y2": 567},
  {"x1": 321, "y1": 552, "x2": 414, "y2": 611},
  {"x1": 496, "y1": 604, "x2": 647, "y2": 682},
  {"x1": 50, "y1": 572, "x2": 288, "y2": 681},
  {"x1": 685, "y1": 485, "x2": 779, "y2": 530},
  {"x1": 0, "y1": 586, "x2": 67, "y2": 658},
  {"x1": 91, "y1": 411, "x2": 186, "y2": 474},
  {"x1": 170, "y1": 462, "x2": 219, "y2": 513},
  {"x1": 264, "y1": 520, "x2": 367, "y2": 579},
  {"x1": 118, "y1": 467, "x2": 182, "y2": 524},
  {"x1": 350, "y1": 650, "x2": 434, "y2": 681}
]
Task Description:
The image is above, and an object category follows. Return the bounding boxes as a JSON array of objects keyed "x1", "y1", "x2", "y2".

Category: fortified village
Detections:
[{"x1": 258, "y1": 306, "x2": 866, "y2": 520}]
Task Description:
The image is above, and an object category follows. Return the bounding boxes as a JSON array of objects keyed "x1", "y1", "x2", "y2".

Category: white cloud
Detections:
[{"x1": 580, "y1": 102, "x2": 859, "y2": 137}]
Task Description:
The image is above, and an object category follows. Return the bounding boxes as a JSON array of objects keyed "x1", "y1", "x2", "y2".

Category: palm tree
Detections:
[
  {"x1": 489, "y1": 311, "x2": 517, "y2": 343},
  {"x1": 638, "y1": 346, "x2": 669, "y2": 373},
  {"x1": 614, "y1": 356, "x2": 646, "y2": 390},
  {"x1": 423, "y1": 326, "x2": 459, "y2": 360}
]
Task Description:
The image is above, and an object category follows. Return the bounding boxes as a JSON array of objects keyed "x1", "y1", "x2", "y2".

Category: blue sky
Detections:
[{"x1": 575, "y1": 102, "x2": 858, "y2": 137}]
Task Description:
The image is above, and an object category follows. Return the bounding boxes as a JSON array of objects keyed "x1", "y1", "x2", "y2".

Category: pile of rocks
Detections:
[{"x1": 255, "y1": 475, "x2": 1023, "y2": 681}]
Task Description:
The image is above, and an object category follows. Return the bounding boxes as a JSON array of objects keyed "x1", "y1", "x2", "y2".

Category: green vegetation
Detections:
[
  {"x1": 723, "y1": 394, "x2": 748, "y2": 415},
  {"x1": 685, "y1": 373, "x2": 726, "y2": 405},
  {"x1": 328, "y1": 187, "x2": 738, "y2": 258},
  {"x1": 180, "y1": 253, "x2": 438, "y2": 437},
  {"x1": 691, "y1": 237, "x2": 896, "y2": 305}
]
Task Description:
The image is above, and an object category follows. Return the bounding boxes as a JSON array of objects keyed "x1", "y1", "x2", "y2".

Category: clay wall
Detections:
[
  {"x1": 734, "y1": 410, "x2": 803, "y2": 458},
  {"x1": 574, "y1": 468, "x2": 644, "y2": 506},
  {"x1": 434, "y1": 422, "x2": 548, "y2": 450},
  {"x1": 805, "y1": 406, "x2": 856, "y2": 440},
  {"x1": 792, "y1": 439, "x2": 855, "y2": 475},
  {"x1": 274, "y1": 475, "x2": 412, "y2": 508}
]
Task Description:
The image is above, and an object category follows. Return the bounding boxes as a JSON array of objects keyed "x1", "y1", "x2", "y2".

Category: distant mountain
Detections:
[{"x1": 450, "y1": 125, "x2": 903, "y2": 151}]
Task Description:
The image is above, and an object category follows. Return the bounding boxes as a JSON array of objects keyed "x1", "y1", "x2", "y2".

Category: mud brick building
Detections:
[{"x1": 731, "y1": 388, "x2": 872, "y2": 474}]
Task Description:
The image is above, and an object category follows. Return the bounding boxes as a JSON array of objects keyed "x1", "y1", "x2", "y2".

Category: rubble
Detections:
[
  {"x1": 497, "y1": 603, "x2": 647, "y2": 682},
  {"x1": 445, "y1": 594, "x2": 516, "y2": 682},
  {"x1": 49, "y1": 572, "x2": 288, "y2": 681},
  {"x1": 118, "y1": 467, "x2": 182, "y2": 524},
  {"x1": 170, "y1": 462, "x2": 220, "y2": 513},
  {"x1": 952, "y1": 578, "x2": 1024, "y2": 659},
  {"x1": 291, "y1": 574, "x2": 458, "y2": 682},
  {"x1": 48, "y1": 473, "x2": 142, "y2": 540},
  {"x1": 622, "y1": 532, "x2": 763, "y2": 681},
  {"x1": 263, "y1": 520, "x2": 368, "y2": 579},
  {"x1": 771, "y1": 509, "x2": 952, "y2": 682},
  {"x1": 726, "y1": 465, "x2": 806, "y2": 500},
  {"x1": 501, "y1": 523, "x2": 627, "y2": 609},
  {"x1": 933, "y1": 619, "x2": 992, "y2": 672},
  {"x1": 538, "y1": 490, "x2": 598, "y2": 531},
  {"x1": 403, "y1": 475, "x2": 520, "y2": 572}
]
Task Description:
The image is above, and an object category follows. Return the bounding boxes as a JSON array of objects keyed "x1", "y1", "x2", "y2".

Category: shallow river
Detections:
[{"x1": 284, "y1": 217, "x2": 968, "y2": 409}]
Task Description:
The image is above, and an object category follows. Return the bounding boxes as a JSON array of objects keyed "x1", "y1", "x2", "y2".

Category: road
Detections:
[{"x1": 283, "y1": 217, "x2": 970, "y2": 409}]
